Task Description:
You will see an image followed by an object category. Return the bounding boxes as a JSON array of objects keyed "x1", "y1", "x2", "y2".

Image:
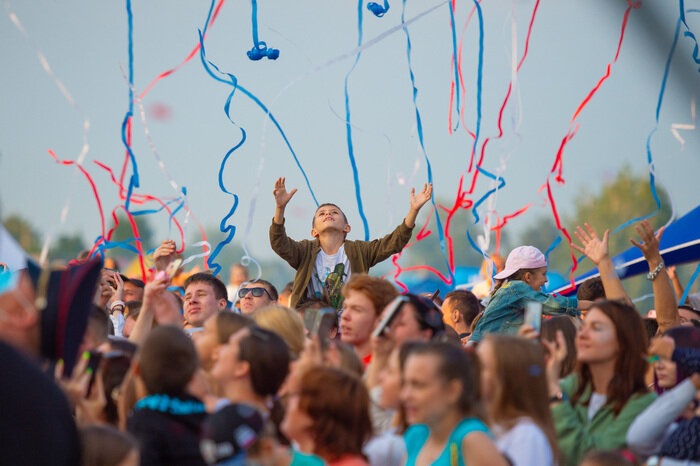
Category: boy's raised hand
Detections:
[
  {"x1": 571, "y1": 223, "x2": 610, "y2": 266},
  {"x1": 273, "y1": 177, "x2": 297, "y2": 208},
  {"x1": 410, "y1": 183, "x2": 433, "y2": 212}
]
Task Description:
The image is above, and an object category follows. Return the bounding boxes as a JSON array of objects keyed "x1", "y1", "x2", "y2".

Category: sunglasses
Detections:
[{"x1": 238, "y1": 287, "x2": 273, "y2": 300}]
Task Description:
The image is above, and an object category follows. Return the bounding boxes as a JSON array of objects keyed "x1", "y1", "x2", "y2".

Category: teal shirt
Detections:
[
  {"x1": 404, "y1": 418, "x2": 490, "y2": 466},
  {"x1": 290, "y1": 450, "x2": 325, "y2": 466},
  {"x1": 471, "y1": 280, "x2": 579, "y2": 342}
]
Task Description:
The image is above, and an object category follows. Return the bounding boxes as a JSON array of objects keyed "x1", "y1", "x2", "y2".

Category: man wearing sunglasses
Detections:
[{"x1": 237, "y1": 280, "x2": 278, "y2": 315}]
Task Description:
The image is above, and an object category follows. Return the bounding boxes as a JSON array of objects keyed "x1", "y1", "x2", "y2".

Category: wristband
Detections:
[
  {"x1": 646, "y1": 261, "x2": 665, "y2": 281},
  {"x1": 110, "y1": 300, "x2": 126, "y2": 313}
]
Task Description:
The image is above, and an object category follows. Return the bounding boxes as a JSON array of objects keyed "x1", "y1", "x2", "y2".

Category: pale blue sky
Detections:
[{"x1": 1, "y1": 0, "x2": 698, "y2": 271}]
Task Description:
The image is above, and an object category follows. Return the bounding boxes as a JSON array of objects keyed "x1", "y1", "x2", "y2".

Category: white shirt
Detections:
[
  {"x1": 307, "y1": 245, "x2": 351, "y2": 306},
  {"x1": 588, "y1": 392, "x2": 608, "y2": 421},
  {"x1": 494, "y1": 418, "x2": 555, "y2": 466}
]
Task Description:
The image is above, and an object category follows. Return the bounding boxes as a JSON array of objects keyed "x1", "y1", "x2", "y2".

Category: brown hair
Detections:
[
  {"x1": 312, "y1": 203, "x2": 348, "y2": 227},
  {"x1": 482, "y1": 334, "x2": 560, "y2": 463},
  {"x1": 184, "y1": 272, "x2": 228, "y2": 301},
  {"x1": 571, "y1": 300, "x2": 649, "y2": 416},
  {"x1": 342, "y1": 274, "x2": 398, "y2": 317},
  {"x1": 444, "y1": 289, "x2": 482, "y2": 327},
  {"x1": 215, "y1": 312, "x2": 253, "y2": 344},
  {"x1": 253, "y1": 305, "x2": 306, "y2": 358},
  {"x1": 577, "y1": 277, "x2": 606, "y2": 301},
  {"x1": 403, "y1": 341, "x2": 484, "y2": 420},
  {"x1": 138, "y1": 325, "x2": 198, "y2": 395},
  {"x1": 80, "y1": 424, "x2": 137, "y2": 466},
  {"x1": 298, "y1": 367, "x2": 372, "y2": 462},
  {"x1": 490, "y1": 268, "x2": 539, "y2": 297},
  {"x1": 540, "y1": 315, "x2": 578, "y2": 378}
]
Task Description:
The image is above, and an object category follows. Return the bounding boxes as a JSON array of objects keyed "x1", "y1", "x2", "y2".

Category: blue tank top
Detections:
[{"x1": 404, "y1": 418, "x2": 490, "y2": 466}]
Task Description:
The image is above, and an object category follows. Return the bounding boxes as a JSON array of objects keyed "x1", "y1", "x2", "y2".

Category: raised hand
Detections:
[
  {"x1": 630, "y1": 220, "x2": 664, "y2": 262},
  {"x1": 410, "y1": 183, "x2": 433, "y2": 212},
  {"x1": 153, "y1": 240, "x2": 177, "y2": 272},
  {"x1": 112, "y1": 271, "x2": 124, "y2": 302},
  {"x1": 572, "y1": 223, "x2": 610, "y2": 266},
  {"x1": 273, "y1": 177, "x2": 297, "y2": 208},
  {"x1": 542, "y1": 330, "x2": 568, "y2": 396}
]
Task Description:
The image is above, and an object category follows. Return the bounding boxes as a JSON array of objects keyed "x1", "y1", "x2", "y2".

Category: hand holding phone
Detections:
[{"x1": 524, "y1": 301, "x2": 543, "y2": 334}]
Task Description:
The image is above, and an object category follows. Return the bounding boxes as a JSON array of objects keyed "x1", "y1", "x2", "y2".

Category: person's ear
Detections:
[
  {"x1": 310, "y1": 228, "x2": 319, "y2": 238},
  {"x1": 343, "y1": 224, "x2": 351, "y2": 234},
  {"x1": 451, "y1": 309, "x2": 461, "y2": 325},
  {"x1": 446, "y1": 379, "x2": 462, "y2": 406},
  {"x1": 233, "y1": 359, "x2": 251, "y2": 379},
  {"x1": 217, "y1": 298, "x2": 228, "y2": 311}
]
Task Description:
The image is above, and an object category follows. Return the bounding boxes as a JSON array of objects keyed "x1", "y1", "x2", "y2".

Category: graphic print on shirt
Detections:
[{"x1": 320, "y1": 263, "x2": 347, "y2": 310}]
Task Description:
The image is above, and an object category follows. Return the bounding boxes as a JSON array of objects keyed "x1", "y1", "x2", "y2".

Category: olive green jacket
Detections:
[
  {"x1": 552, "y1": 374, "x2": 657, "y2": 466},
  {"x1": 269, "y1": 219, "x2": 413, "y2": 309}
]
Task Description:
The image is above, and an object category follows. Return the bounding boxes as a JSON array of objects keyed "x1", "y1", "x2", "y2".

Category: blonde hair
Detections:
[{"x1": 252, "y1": 305, "x2": 305, "y2": 358}]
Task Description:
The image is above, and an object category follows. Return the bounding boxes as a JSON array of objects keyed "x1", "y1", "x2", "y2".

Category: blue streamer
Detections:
[
  {"x1": 367, "y1": 0, "x2": 390, "y2": 17},
  {"x1": 544, "y1": 236, "x2": 562, "y2": 264},
  {"x1": 448, "y1": 0, "x2": 460, "y2": 132},
  {"x1": 402, "y1": 0, "x2": 454, "y2": 284},
  {"x1": 680, "y1": 0, "x2": 700, "y2": 71},
  {"x1": 199, "y1": 0, "x2": 318, "y2": 207},
  {"x1": 611, "y1": 18, "x2": 681, "y2": 234},
  {"x1": 470, "y1": 0, "x2": 485, "y2": 162},
  {"x1": 680, "y1": 263, "x2": 700, "y2": 305},
  {"x1": 344, "y1": 0, "x2": 371, "y2": 240},
  {"x1": 247, "y1": 0, "x2": 279, "y2": 60},
  {"x1": 122, "y1": 0, "x2": 140, "y2": 214},
  {"x1": 471, "y1": 166, "x2": 505, "y2": 224}
]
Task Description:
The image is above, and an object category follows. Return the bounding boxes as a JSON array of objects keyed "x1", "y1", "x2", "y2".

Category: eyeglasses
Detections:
[{"x1": 238, "y1": 287, "x2": 273, "y2": 300}]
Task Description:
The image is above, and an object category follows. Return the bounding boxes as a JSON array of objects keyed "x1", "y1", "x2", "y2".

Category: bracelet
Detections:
[
  {"x1": 110, "y1": 300, "x2": 126, "y2": 312},
  {"x1": 646, "y1": 261, "x2": 665, "y2": 281}
]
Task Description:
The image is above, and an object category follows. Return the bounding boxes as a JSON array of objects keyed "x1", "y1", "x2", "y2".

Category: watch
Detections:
[{"x1": 549, "y1": 392, "x2": 567, "y2": 403}]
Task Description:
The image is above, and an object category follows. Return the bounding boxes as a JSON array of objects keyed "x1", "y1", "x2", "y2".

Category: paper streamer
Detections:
[
  {"x1": 670, "y1": 95, "x2": 695, "y2": 148},
  {"x1": 343, "y1": 0, "x2": 371, "y2": 240},
  {"x1": 680, "y1": 262, "x2": 700, "y2": 306},
  {"x1": 247, "y1": 0, "x2": 279, "y2": 60},
  {"x1": 680, "y1": 0, "x2": 700, "y2": 71},
  {"x1": 367, "y1": 0, "x2": 390, "y2": 17}
]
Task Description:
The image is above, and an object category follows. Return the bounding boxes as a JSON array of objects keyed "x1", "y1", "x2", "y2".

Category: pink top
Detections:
[{"x1": 329, "y1": 454, "x2": 369, "y2": 466}]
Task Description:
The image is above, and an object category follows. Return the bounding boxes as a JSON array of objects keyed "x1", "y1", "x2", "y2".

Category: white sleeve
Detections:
[
  {"x1": 109, "y1": 312, "x2": 125, "y2": 338},
  {"x1": 626, "y1": 378, "x2": 697, "y2": 458},
  {"x1": 496, "y1": 422, "x2": 554, "y2": 466}
]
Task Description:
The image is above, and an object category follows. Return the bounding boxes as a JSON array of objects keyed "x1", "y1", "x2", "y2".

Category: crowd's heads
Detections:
[
  {"x1": 213, "y1": 326, "x2": 290, "y2": 399},
  {"x1": 389, "y1": 294, "x2": 445, "y2": 345},
  {"x1": 310, "y1": 203, "x2": 350, "y2": 238},
  {"x1": 121, "y1": 275, "x2": 145, "y2": 302},
  {"x1": 494, "y1": 246, "x2": 548, "y2": 291},
  {"x1": 138, "y1": 325, "x2": 199, "y2": 396},
  {"x1": 478, "y1": 334, "x2": 559, "y2": 461},
  {"x1": 200, "y1": 403, "x2": 264, "y2": 465},
  {"x1": 228, "y1": 263, "x2": 249, "y2": 286},
  {"x1": 401, "y1": 341, "x2": 482, "y2": 425},
  {"x1": 81, "y1": 305, "x2": 110, "y2": 353},
  {"x1": 283, "y1": 366, "x2": 371, "y2": 462},
  {"x1": 573, "y1": 300, "x2": 648, "y2": 415},
  {"x1": 238, "y1": 280, "x2": 278, "y2": 315},
  {"x1": 577, "y1": 277, "x2": 606, "y2": 301},
  {"x1": 278, "y1": 281, "x2": 293, "y2": 307},
  {"x1": 442, "y1": 290, "x2": 481, "y2": 335},
  {"x1": 122, "y1": 301, "x2": 142, "y2": 339},
  {"x1": 678, "y1": 304, "x2": 700, "y2": 327},
  {"x1": 80, "y1": 424, "x2": 138, "y2": 466},
  {"x1": 184, "y1": 273, "x2": 228, "y2": 328},
  {"x1": 654, "y1": 325, "x2": 700, "y2": 392},
  {"x1": 340, "y1": 274, "x2": 398, "y2": 348},
  {"x1": 252, "y1": 305, "x2": 305, "y2": 358},
  {"x1": 193, "y1": 312, "x2": 253, "y2": 371},
  {"x1": 540, "y1": 315, "x2": 578, "y2": 378}
]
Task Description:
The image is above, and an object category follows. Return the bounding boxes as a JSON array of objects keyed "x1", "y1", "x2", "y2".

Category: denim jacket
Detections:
[{"x1": 470, "y1": 280, "x2": 579, "y2": 342}]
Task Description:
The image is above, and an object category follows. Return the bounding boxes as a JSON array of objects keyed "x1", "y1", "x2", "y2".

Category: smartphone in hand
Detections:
[{"x1": 524, "y1": 301, "x2": 543, "y2": 334}]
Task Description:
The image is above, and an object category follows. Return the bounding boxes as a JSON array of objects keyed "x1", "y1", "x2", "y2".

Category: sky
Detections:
[{"x1": 1, "y1": 0, "x2": 698, "y2": 275}]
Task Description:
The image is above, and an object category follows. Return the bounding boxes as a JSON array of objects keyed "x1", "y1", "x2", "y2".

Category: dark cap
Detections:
[
  {"x1": 119, "y1": 274, "x2": 145, "y2": 289},
  {"x1": 30, "y1": 257, "x2": 103, "y2": 374},
  {"x1": 200, "y1": 403, "x2": 264, "y2": 465}
]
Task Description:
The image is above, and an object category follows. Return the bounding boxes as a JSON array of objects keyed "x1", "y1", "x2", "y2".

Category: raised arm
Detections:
[
  {"x1": 631, "y1": 220, "x2": 678, "y2": 333},
  {"x1": 404, "y1": 183, "x2": 432, "y2": 228},
  {"x1": 572, "y1": 223, "x2": 631, "y2": 304},
  {"x1": 273, "y1": 177, "x2": 297, "y2": 225},
  {"x1": 667, "y1": 265, "x2": 686, "y2": 303}
]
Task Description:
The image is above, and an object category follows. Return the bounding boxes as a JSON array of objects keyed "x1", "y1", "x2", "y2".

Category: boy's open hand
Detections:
[
  {"x1": 410, "y1": 183, "x2": 433, "y2": 212},
  {"x1": 273, "y1": 177, "x2": 297, "y2": 208},
  {"x1": 572, "y1": 223, "x2": 610, "y2": 266}
]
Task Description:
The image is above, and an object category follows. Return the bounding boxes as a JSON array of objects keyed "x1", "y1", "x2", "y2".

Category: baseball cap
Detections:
[{"x1": 494, "y1": 246, "x2": 547, "y2": 280}]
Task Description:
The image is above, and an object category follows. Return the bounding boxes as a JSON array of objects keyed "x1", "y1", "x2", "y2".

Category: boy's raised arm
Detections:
[
  {"x1": 273, "y1": 177, "x2": 297, "y2": 224},
  {"x1": 404, "y1": 183, "x2": 433, "y2": 228}
]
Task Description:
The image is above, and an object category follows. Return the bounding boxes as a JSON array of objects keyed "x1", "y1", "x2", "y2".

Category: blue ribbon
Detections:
[
  {"x1": 199, "y1": 0, "x2": 318, "y2": 208},
  {"x1": 402, "y1": 0, "x2": 454, "y2": 284},
  {"x1": 122, "y1": 0, "x2": 140, "y2": 214},
  {"x1": 471, "y1": 166, "x2": 505, "y2": 224},
  {"x1": 247, "y1": 0, "x2": 279, "y2": 60},
  {"x1": 470, "y1": 0, "x2": 484, "y2": 162},
  {"x1": 367, "y1": 0, "x2": 390, "y2": 17},
  {"x1": 544, "y1": 236, "x2": 562, "y2": 264},
  {"x1": 448, "y1": 0, "x2": 460, "y2": 132},
  {"x1": 680, "y1": 1, "x2": 700, "y2": 71},
  {"x1": 680, "y1": 262, "x2": 700, "y2": 306},
  {"x1": 344, "y1": 0, "x2": 371, "y2": 240},
  {"x1": 611, "y1": 18, "x2": 681, "y2": 234}
]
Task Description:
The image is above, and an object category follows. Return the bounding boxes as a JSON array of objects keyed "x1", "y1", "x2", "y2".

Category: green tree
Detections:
[{"x1": 3, "y1": 214, "x2": 42, "y2": 255}]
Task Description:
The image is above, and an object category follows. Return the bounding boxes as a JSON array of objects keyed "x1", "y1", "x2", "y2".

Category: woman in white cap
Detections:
[{"x1": 470, "y1": 245, "x2": 593, "y2": 343}]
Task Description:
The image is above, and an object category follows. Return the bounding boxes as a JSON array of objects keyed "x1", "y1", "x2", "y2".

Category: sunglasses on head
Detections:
[{"x1": 238, "y1": 287, "x2": 273, "y2": 300}]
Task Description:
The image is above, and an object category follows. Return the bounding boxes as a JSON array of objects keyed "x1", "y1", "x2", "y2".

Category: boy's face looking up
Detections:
[
  {"x1": 311, "y1": 203, "x2": 350, "y2": 238},
  {"x1": 184, "y1": 281, "x2": 226, "y2": 328}
]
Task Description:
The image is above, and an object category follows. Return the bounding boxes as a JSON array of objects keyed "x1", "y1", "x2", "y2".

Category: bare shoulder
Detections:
[{"x1": 461, "y1": 432, "x2": 508, "y2": 466}]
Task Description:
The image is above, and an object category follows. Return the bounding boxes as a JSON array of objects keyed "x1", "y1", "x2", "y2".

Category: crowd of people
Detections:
[{"x1": 1, "y1": 178, "x2": 699, "y2": 466}]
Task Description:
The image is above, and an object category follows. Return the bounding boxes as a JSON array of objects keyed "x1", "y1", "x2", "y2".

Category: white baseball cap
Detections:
[{"x1": 494, "y1": 245, "x2": 547, "y2": 280}]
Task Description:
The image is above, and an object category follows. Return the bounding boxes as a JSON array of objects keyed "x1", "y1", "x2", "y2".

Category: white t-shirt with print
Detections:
[{"x1": 307, "y1": 245, "x2": 351, "y2": 307}]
